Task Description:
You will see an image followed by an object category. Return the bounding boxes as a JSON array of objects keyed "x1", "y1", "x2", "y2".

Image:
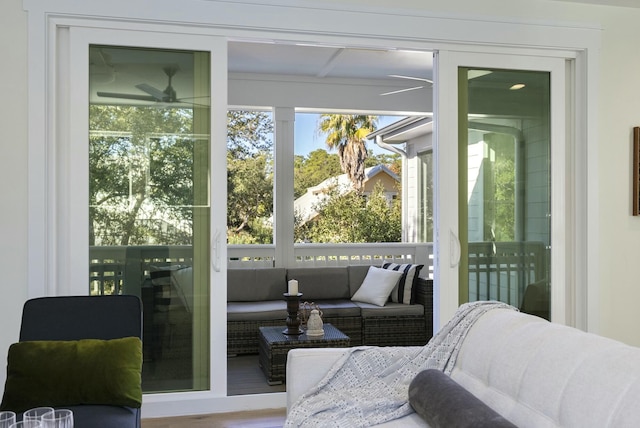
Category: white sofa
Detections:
[{"x1": 287, "y1": 308, "x2": 640, "y2": 427}]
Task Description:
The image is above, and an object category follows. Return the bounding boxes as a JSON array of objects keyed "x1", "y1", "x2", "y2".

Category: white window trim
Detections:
[{"x1": 24, "y1": 0, "x2": 600, "y2": 417}]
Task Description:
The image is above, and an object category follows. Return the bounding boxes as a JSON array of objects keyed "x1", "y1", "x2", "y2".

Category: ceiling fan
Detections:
[
  {"x1": 97, "y1": 65, "x2": 208, "y2": 106},
  {"x1": 380, "y1": 74, "x2": 433, "y2": 96}
]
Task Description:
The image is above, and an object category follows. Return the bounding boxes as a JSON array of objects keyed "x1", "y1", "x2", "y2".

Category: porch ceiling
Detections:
[
  {"x1": 89, "y1": 41, "x2": 435, "y2": 107},
  {"x1": 228, "y1": 41, "x2": 434, "y2": 82}
]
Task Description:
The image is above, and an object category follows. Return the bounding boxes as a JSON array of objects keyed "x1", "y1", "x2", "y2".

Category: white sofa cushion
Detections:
[{"x1": 451, "y1": 309, "x2": 640, "y2": 428}]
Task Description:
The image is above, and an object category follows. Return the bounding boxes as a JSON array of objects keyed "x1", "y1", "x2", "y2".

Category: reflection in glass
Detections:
[
  {"x1": 460, "y1": 68, "x2": 551, "y2": 320},
  {"x1": 88, "y1": 45, "x2": 211, "y2": 392}
]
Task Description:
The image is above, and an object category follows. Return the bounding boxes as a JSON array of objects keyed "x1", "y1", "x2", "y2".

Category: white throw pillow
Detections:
[{"x1": 351, "y1": 266, "x2": 403, "y2": 307}]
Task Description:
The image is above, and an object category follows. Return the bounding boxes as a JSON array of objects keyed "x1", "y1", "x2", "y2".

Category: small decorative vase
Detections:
[{"x1": 306, "y1": 308, "x2": 324, "y2": 336}]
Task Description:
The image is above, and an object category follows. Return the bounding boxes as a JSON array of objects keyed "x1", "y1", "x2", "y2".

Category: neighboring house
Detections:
[
  {"x1": 294, "y1": 164, "x2": 400, "y2": 225},
  {"x1": 368, "y1": 116, "x2": 434, "y2": 243}
]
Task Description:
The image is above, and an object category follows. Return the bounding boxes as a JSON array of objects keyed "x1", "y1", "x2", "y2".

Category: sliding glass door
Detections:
[
  {"x1": 88, "y1": 45, "x2": 211, "y2": 393},
  {"x1": 435, "y1": 51, "x2": 568, "y2": 328},
  {"x1": 61, "y1": 28, "x2": 228, "y2": 396}
]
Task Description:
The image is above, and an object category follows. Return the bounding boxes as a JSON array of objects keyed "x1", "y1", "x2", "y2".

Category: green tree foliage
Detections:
[
  {"x1": 90, "y1": 107, "x2": 276, "y2": 246},
  {"x1": 227, "y1": 110, "x2": 273, "y2": 158},
  {"x1": 493, "y1": 155, "x2": 515, "y2": 241},
  {"x1": 226, "y1": 111, "x2": 274, "y2": 243},
  {"x1": 89, "y1": 105, "x2": 195, "y2": 246},
  {"x1": 227, "y1": 153, "x2": 274, "y2": 243},
  {"x1": 296, "y1": 182, "x2": 401, "y2": 243},
  {"x1": 483, "y1": 134, "x2": 516, "y2": 242},
  {"x1": 294, "y1": 149, "x2": 342, "y2": 198},
  {"x1": 366, "y1": 152, "x2": 402, "y2": 175},
  {"x1": 317, "y1": 114, "x2": 378, "y2": 192}
]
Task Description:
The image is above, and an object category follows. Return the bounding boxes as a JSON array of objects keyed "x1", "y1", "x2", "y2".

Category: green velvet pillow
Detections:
[{"x1": 0, "y1": 337, "x2": 142, "y2": 413}]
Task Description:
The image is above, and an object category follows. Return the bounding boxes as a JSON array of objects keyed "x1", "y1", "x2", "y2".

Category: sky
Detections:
[{"x1": 293, "y1": 113, "x2": 405, "y2": 157}]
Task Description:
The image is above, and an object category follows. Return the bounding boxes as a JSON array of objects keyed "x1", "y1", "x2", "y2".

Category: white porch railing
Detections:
[
  {"x1": 227, "y1": 243, "x2": 434, "y2": 278},
  {"x1": 89, "y1": 243, "x2": 435, "y2": 295},
  {"x1": 467, "y1": 241, "x2": 548, "y2": 308},
  {"x1": 227, "y1": 244, "x2": 276, "y2": 268},
  {"x1": 89, "y1": 245, "x2": 194, "y2": 296},
  {"x1": 90, "y1": 241, "x2": 547, "y2": 305}
]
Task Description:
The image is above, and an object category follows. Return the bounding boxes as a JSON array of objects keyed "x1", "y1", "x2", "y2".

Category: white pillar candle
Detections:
[{"x1": 288, "y1": 279, "x2": 298, "y2": 295}]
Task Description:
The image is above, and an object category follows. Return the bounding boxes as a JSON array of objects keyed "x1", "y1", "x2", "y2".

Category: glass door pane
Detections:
[
  {"x1": 88, "y1": 45, "x2": 211, "y2": 392},
  {"x1": 459, "y1": 68, "x2": 550, "y2": 320}
]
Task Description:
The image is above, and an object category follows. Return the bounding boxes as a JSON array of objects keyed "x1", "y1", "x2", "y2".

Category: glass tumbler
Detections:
[
  {"x1": 0, "y1": 412, "x2": 16, "y2": 428},
  {"x1": 22, "y1": 408, "x2": 54, "y2": 423},
  {"x1": 9, "y1": 421, "x2": 42, "y2": 428},
  {"x1": 41, "y1": 410, "x2": 73, "y2": 428}
]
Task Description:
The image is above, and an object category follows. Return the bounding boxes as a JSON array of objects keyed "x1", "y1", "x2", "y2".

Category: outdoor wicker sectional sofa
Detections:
[{"x1": 227, "y1": 265, "x2": 433, "y2": 356}]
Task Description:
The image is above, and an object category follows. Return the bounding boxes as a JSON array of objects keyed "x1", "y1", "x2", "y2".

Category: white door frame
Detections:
[{"x1": 24, "y1": 0, "x2": 600, "y2": 417}]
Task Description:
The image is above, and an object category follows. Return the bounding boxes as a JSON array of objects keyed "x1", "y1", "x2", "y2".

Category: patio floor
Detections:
[{"x1": 228, "y1": 354, "x2": 286, "y2": 395}]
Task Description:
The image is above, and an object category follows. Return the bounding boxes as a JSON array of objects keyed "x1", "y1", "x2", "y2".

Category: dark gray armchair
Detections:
[{"x1": 2, "y1": 295, "x2": 143, "y2": 428}]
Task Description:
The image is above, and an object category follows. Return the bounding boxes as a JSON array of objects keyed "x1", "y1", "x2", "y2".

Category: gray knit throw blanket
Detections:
[{"x1": 285, "y1": 300, "x2": 516, "y2": 427}]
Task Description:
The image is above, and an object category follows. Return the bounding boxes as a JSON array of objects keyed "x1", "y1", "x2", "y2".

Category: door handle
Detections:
[
  {"x1": 450, "y1": 229, "x2": 461, "y2": 268},
  {"x1": 211, "y1": 230, "x2": 221, "y2": 272}
]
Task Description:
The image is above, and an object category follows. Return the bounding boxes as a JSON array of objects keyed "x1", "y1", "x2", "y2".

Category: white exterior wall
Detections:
[
  {"x1": 404, "y1": 133, "x2": 432, "y2": 242},
  {"x1": 466, "y1": 137, "x2": 488, "y2": 242},
  {"x1": 523, "y1": 118, "x2": 551, "y2": 245}
]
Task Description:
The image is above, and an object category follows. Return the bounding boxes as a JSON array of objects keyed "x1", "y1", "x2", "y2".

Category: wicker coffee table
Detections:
[{"x1": 258, "y1": 323, "x2": 350, "y2": 385}]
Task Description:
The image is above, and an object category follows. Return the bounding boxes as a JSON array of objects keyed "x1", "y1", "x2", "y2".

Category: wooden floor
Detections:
[{"x1": 142, "y1": 408, "x2": 286, "y2": 428}]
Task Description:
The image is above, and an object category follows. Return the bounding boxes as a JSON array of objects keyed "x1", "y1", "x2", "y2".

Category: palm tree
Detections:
[{"x1": 317, "y1": 114, "x2": 378, "y2": 192}]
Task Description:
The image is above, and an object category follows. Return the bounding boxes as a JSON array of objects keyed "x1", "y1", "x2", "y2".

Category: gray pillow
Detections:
[
  {"x1": 408, "y1": 369, "x2": 516, "y2": 428},
  {"x1": 286, "y1": 267, "x2": 350, "y2": 300}
]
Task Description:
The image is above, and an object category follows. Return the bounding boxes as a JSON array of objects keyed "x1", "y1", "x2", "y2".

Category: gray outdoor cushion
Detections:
[
  {"x1": 227, "y1": 268, "x2": 286, "y2": 301},
  {"x1": 305, "y1": 300, "x2": 361, "y2": 317},
  {"x1": 356, "y1": 302, "x2": 424, "y2": 317},
  {"x1": 347, "y1": 265, "x2": 373, "y2": 296},
  {"x1": 409, "y1": 369, "x2": 516, "y2": 428},
  {"x1": 226, "y1": 301, "x2": 287, "y2": 321},
  {"x1": 286, "y1": 267, "x2": 350, "y2": 300}
]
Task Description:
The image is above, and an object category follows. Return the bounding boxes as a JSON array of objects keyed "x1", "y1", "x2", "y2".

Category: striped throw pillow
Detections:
[{"x1": 381, "y1": 262, "x2": 424, "y2": 304}]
